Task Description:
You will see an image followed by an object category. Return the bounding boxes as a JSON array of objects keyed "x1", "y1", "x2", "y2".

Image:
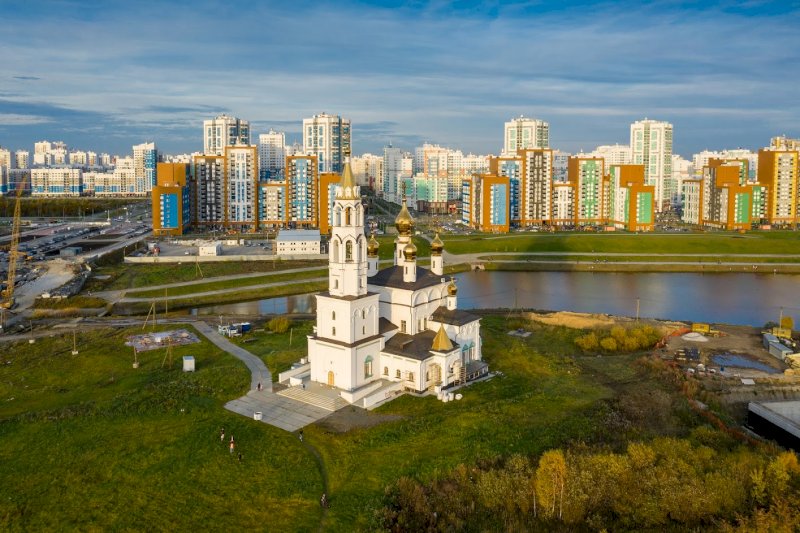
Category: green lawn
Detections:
[
  {"x1": 376, "y1": 235, "x2": 431, "y2": 260},
  {"x1": 443, "y1": 231, "x2": 800, "y2": 256},
  {"x1": 127, "y1": 269, "x2": 328, "y2": 299},
  {"x1": 1, "y1": 316, "x2": 703, "y2": 531},
  {"x1": 85, "y1": 259, "x2": 326, "y2": 292},
  {"x1": 231, "y1": 322, "x2": 314, "y2": 381},
  {"x1": 0, "y1": 325, "x2": 322, "y2": 531}
]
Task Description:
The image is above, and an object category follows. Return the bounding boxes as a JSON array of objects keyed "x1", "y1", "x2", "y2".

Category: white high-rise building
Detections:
[
  {"x1": 630, "y1": 119, "x2": 674, "y2": 211},
  {"x1": 504, "y1": 116, "x2": 550, "y2": 154},
  {"x1": 15, "y1": 150, "x2": 29, "y2": 169},
  {"x1": 133, "y1": 142, "x2": 158, "y2": 193},
  {"x1": 382, "y1": 146, "x2": 413, "y2": 203},
  {"x1": 203, "y1": 114, "x2": 250, "y2": 156},
  {"x1": 584, "y1": 144, "x2": 631, "y2": 166},
  {"x1": 258, "y1": 129, "x2": 286, "y2": 181},
  {"x1": 0, "y1": 148, "x2": 11, "y2": 171},
  {"x1": 69, "y1": 150, "x2": 88, "y2": 167},
  {"x1": 351, "y1": 153, "x2": 383, "y2": 189},
  {"x1": 303, "y1": 113, "x2": 351, "y2": 173}
]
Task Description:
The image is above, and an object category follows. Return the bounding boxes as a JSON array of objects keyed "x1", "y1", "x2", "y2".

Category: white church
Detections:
[{"x1": 303, "y1": 164, "x2": 487, "y2": 406}]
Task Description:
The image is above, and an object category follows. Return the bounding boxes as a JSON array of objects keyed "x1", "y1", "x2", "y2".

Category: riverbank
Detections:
[{"x1": 480, "y1": 260, "x2": 800, "y2": 273}]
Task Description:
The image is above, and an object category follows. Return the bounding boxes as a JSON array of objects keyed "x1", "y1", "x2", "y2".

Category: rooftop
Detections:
[{"x1": 368, "y1": 265, "x2": 446, "y2": 291}]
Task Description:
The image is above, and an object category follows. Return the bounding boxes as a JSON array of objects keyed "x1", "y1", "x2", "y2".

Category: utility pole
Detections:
[{"x1": 636, "y1": 297, "x2": 640, "y2": 322}]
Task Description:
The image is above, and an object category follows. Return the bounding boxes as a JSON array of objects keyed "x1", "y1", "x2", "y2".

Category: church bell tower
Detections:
[{"x1": 328, "y1": 163, "x2": 367, "y2": 297}]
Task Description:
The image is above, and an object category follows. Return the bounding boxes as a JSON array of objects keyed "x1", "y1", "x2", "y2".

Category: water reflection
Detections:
[{"x1": 191, "y1": 271, "x2": 800, "y2": 327}]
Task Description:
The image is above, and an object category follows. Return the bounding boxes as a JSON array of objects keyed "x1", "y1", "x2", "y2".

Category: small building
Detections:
[
  {"x1": 199, "y1": 242, "x2": 222, "y2": 256},
  {"x1": 182, "y1": 356, "x2": 195, "y2": 372},
  {"x1": 59, "y1": 246, "x2": 82, "y2": 257},
  {"x1": 276, "y1": 229, "x2": 322, "y2": 256}
]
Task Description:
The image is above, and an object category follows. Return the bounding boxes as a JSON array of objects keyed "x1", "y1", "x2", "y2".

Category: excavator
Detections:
[{"x1": 1, "y1": 176, "x2": 27, "y2": 309}]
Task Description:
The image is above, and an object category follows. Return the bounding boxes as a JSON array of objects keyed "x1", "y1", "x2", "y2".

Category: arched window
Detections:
[
  {"x1": 395, "y1": 369, "x2": 401, "y2": 379},
  {"x1": 383, "y1": 366, "x2": 389, "y2": 376},
  {"x1": 332, "y1": 311, "x2": 336, "y2": 320},
  {"x1": 332, "y1": 240, "x2": 339, "y2": 262},
  {"x1": 345, "y1": 241, "x2": 353, "y2": 262},
  {"x1": 345, "y1": 207, "x2": 351, "y2": 225},
  {"x1": 361, "y1": 309, "x2": 366, "y2": 319},
  {"x1": 335, "y1": 208, "x2": 341, "y2": 226},
  {"x1": 364, "y1": 356, "x2": 373, "y2": 378}
]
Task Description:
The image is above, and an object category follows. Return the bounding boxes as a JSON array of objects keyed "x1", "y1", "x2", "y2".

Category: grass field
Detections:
[
  {"x1": 443, "y1": 231, "x2": 800, "y2": 255},
  {"x1": 127, "y1": 269, "x2": 328, "y2": 299},
  {"x1": 231, "y1": 321, "x2": 314, "y2": 381},
  {"x1": 1, "y1": 315, "x2": 706, "y2": 531},
  {"x1": 0, "y1": 324, "x2": 322, "y2": 531},
  {"x1": 85, "y1": 259, "x2": 326, "y2": 292}
]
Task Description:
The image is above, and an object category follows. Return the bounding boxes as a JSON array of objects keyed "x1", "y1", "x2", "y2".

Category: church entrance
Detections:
[
  {"x1": 327, "y1": 371, "x2": 335, "y2": 386},
  {"x1": 430, "y1": 363, "x2": 442, "y2": 386}
]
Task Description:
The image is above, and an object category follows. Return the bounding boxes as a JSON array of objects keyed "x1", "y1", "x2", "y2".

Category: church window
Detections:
[
  {"x1": 400, "y1": 320, "x2": 407, "y2": 333},
  {"x1": 332, "y1": 327, "x2": 336, "y2": 336},
  {"x1": 364, "y1": 356, "x2": 373, "y2": 378},
  {"x1": 332, "y1": 311, "x2": 336, "y2": 320},
  {"x1": 333, "y1": 240, "x2": 339, "y2": 262},
  {"x1": 345, "y1": 207, "x2": 351, "y2": 225},
  {"x1": 407, "y1": 372, "x2": 414, "y2": 382},
  {"x1": 345, "y1": 241, "x2": 353, "y2": 262},
  {"x1": 425, "y1": 371, "x2": 430, "y2": 381},
  {"x1": 395, "y1": 369, "x2": 401, "y2": 378},
  {"x1": 383, "y1": 366, "x2": 389, "y2": 376},
  {"x1": 361, "y1": 309, "x2": 366, "y2": 319},
  {"x1": 334, "y1": 279, "x2": 338, "y2": 289}
]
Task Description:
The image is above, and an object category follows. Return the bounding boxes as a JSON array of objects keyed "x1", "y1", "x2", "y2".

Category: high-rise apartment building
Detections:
[
  {"x1": 758, "y1": 148, "x2": 799, "y2": 226},
  {"x1": 503, "y1": 116, "x2": 549, "y2": 154},
  {"x1": 286, "y1": 154, "x2": 319, "y2": 227},
  {"x1": 113, "y1": 157, "x2": 137, "y2": 195},
  {"x1": 303, "y1": 113, "x2": 350, "y2": 173},
  {"x1": 203, "y1": 114, "x2": 250, "y2": 156},
  {"x1": 383, "y1": 146, "x2": 413, "y2": 203},
  {"x1": 489, "y1": 155, "x2": 522, "y2": 225},
  {"x1": 519, "y1": 149, "x2": 554, "y2": 225},
  {"x1": 607, "y1": 165, "x2": 655, "y2": 232},
  {"x1": 630, "y1": 119, "x2": 673, "y2": 211},
  {"x1": 258, "y1": 129, "x2": 286, "y2": 181},
  {"x1": 193, "y1": 154, "x2": 225, "y2": 227},
  {"x1": 15, "y1": 150, "x2": 29, "y2": 169},
  {"x1": 568, "y1": 157, "x2": 605, "y2": 226},
  {"x1": 133, "y1": 142, "x2": 158, "y2": 193},
  {"x1": 152, "y1": 163, "x2": 191, "y2": 236},
  {"x1": 584, "y1": 144, "x2": 631, "y2": 166},
  {"x1": 31, "y1": 168, "x2": 84, "y2": 196},
  {"x1": 350, "y1": 153, "x2": 383, "y2": 189},
  {"x1": 224, "y1": 145, "x2": 258, "y2": 230},
  {"x1": 772, "y1": 136, "x2": 800, "y2": 151},
  {"x1": 0, "y1": 148, "x2": 11, "y2": 172}
]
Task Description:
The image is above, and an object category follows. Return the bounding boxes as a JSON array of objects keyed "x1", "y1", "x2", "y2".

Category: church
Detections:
[{"x1": 304, "y1": 163, "x2": 487, "y2": 405}]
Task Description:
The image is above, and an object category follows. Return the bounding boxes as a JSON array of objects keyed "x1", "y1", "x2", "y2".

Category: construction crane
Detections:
[{"x1": 2, "y1": 177, "x2": 27, "y2": 309}]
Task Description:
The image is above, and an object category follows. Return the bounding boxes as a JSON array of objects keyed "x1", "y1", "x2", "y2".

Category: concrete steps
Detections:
[{"x1": 277, "y1": 386, "x2": 348, "y2": 412}]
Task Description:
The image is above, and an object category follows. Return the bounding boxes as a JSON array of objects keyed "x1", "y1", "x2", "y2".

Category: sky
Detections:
[{"x1": 0, "y1": 0, "x2": 798, "y2": 158}]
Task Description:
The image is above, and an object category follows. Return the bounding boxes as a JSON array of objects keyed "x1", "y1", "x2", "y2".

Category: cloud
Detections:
[
  {"x1": 0, "y1": 1, "x2": 797, "y2": 155},
  {"x1": 0, "y1": 113, "x2": 52, "y2": 125}
]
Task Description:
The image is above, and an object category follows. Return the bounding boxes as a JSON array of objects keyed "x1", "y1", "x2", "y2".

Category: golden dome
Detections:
[
  {"x1": 403, "y1": 241, "x2": 417, "y2": 261},
  {"x1": 338, "y1": 163, "x2": 359, "y2": 200},
  {"x1": 447, "y1": 279, "x2": 458, "y2": 296},
  {"x1": 394, "y1": 199, "x2": 414, "y2": 236},
  {"x1": 431, "y1": 324, "x2": 454, "y2": 352},
  {"x1": 430, "y1": 232, "x2": 444, "y2": 255},
  {"x1": 367, "y1": 233, "x2": 380, "y2": 257}
]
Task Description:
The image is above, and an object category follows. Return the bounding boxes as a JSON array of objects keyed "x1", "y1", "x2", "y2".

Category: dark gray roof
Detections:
[
  {"x1": 316, "y1": 291, "x2": 378, "y2": 301},
  {"x1": 383, "y1": 330, "x2": 459, "y2": 361},
  {"x1": 311, "y1": 333, "x2": 384, "y2": 349},
  {"x1": 379, "y1": 317, "x2": 398, "y2": 334},
  {"x1": 368, "y1": 265, "x2": 446, "y2": 291},
  {"x1": 431, "y1": 306, "x2": 479, "y2": 326}
]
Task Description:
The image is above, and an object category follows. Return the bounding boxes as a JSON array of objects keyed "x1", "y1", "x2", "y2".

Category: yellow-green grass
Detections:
[
  {"x1": 477, "y1": 253, "x2": 800, "y2": 263},
  {"x1": 85, "y1": 259, "x2": 326, "y2": 292},
  {"x1": 231, "y1": 322, "x2": 314, "y2": 381},
  {"x1": 111, "y1": 280, "x2": 327, "y2": 315},
  {"x1": 376, "y1": 235, "x2": 431, "y2": 260},
  {"x1": 443, "y1": 231, "x2": 800, "y2": 256},
  {"x1": 32, "y1": 295, "x2": 109, "y2": 309},
  {"x1": 0, "y1": 325, "x2": 322, "y2": 531},
  {"x1": 127, "y1": 269, "x2": 328, "y2": 299}
]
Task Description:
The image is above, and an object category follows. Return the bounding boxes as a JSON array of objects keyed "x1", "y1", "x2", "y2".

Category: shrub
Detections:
[
  {"x1": 575, "y1": 332, "x2": 599, "y2": 351},
  {"x1": 600, "y1": 337, "x2": 618, "y2": 352},
  {"x1": 267, "y1": 316, "x2": 291, "y2": 333}
]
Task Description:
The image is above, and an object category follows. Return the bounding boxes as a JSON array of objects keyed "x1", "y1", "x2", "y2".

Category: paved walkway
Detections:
[{"x1": 192, "y1": 321, "x2": 332, "y2": 432}]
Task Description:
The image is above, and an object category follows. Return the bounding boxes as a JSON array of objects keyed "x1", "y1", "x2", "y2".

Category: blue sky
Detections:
[{"x1": 0, "y1": 0, "x2": 798, "y2": 157}]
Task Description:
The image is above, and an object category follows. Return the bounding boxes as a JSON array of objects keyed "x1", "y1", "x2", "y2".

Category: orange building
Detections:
[
  {"x1": 478, "y1": 174, "x2": 510, "y2": 232},
  {"x1": 607, "y1": 164, "x2": 655, "y2": 232},
  {"x1": 318, "y1": 172, "x2": 342, "y2": 234},
  {"x1": 758, "y1": 149, "x2": 798, "y2": 225},
  {"x1": 152, "y1": 162, "x2": 191, "y2": 236}
]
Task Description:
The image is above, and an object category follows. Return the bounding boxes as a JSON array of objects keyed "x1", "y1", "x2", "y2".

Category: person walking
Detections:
[
  {"x1": 229, "y1": 440, "x2": 235, "y2": 455},
  {"x1": 220, "y1": 428, "x2": 225, "y2": 442},
  {"x1": 299, "y1": 429, "x2": 303, "y2": 442}
]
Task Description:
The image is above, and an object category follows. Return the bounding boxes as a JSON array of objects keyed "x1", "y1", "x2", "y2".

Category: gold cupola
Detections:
[
  {"x1": 430, "y1": 232, "x2": 444, "y2": 256},
  {"x1": 394, "y1": 197, "x2": 414, "y2": 236},
  {"x1": 447, "y1": 278, "x2": 458, "y2": 296},
  {"x1": 431, "y1": 324, "x2": 454, "y2": 352},
  {"x1": 403, "y1": 240, "x2": 417, "y2": 261},
  {"x1": 367, "y1": 232, "x2": 380, "y2": 257},
  {"x1": 338, "y1": 163, "x2": 359, "y2": 200}
]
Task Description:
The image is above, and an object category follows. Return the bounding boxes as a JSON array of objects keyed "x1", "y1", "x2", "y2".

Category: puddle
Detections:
[{"x1": 711, "y1": 354, "x2": 780, "y2": 374}]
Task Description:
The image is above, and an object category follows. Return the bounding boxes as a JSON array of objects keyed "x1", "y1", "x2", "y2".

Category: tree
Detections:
[
  {"x1": 600, "y1": 337, "x2": 618, "y2": 352},
  {"x1": 536, "y1": 449, "x2": 567, "y2": 520}
]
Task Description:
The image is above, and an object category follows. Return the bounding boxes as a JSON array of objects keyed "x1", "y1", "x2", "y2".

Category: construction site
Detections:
[{"x1": 125, "y1": 329, "x2": 200, "y2": 353}]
